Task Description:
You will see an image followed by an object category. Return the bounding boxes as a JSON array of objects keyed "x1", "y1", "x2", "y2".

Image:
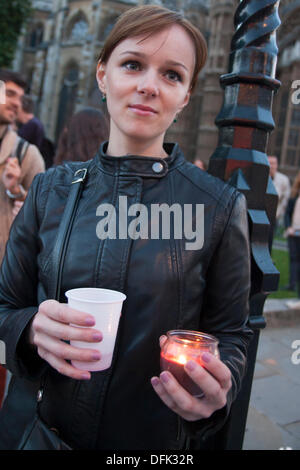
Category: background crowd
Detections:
[{"x1": 0, "y1": 69, "x2": 111, "y2": 407}]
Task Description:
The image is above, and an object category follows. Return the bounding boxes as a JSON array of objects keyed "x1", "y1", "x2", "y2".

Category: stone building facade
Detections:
[
  {"x1": 12, "y1": 0, "x2": 300, "y2": 171},
  {"x1": 268, "y1": 0, "x2": 300, "y2": 178}
]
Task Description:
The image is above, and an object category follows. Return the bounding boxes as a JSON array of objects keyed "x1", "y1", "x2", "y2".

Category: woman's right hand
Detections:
[{"x1": 29, "y1": 299, "x2": 103, "y2": 380}]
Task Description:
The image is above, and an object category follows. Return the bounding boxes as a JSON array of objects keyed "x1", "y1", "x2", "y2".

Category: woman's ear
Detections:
[
  {"x1": 180, "y1": 90, "x2": 191, "y2": 112},
  {"x1": 96, "y1": 61, "x2": 106, "y2": 94}
]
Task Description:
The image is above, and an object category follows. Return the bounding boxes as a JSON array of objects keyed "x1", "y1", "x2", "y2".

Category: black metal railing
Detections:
[{"x1": 207, "y1": 0, "x2": 281, "y2": 450}]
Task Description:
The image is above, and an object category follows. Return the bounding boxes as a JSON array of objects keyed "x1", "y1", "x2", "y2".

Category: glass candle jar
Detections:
[{"x1": 160, "y1": 330, "x2": 220, "y2": 398}]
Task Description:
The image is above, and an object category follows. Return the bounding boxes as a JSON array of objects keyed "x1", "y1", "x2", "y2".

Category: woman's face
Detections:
[{"x1": 96, "y1": 24, "x2": 195, "y2": 150}]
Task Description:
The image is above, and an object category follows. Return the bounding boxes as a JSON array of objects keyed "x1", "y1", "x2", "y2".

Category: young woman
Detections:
[{"x1": 0, "y1": 5, "x2": 252, "y2": 450}]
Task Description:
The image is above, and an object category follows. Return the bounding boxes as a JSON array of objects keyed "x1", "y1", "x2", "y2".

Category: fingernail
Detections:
[
  {"x1": 202, "y1": 352, "x2": 211, "y2": 363},
  {"x1": 92, "y1": 352, "x2": 101, "y2": 360},
  {"x1": 186, "y1": 360, "x2": 196, "y2": 372},
  {"x1": 85, "y1": 317, "x2": 95, "y2": 326},
  {"x1": 92, "y1": 333, "x2": 102, "y2": 341},
  {"x1": 151, "y1": 377, "x2": 159, "y2": 386},
  {"x1": 160, "y1": 371, "x2": 170, "y2": 384},
  {"x1": 81, "y1": 373, "x2": 90, "y2": 380}
]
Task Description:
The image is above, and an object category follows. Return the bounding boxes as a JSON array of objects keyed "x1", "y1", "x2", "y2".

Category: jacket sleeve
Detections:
[
  {"x1": 0, "y1": 173, "x2": 47, "y2": 380},
  {"x1": 183, "y1": 190, "x2": 253, "y2": 442}
]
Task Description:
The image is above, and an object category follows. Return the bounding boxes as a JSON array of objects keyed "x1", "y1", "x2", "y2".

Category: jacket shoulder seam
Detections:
[{"x1": 176, "y1": 164, "x2": 236, "y2": 207}]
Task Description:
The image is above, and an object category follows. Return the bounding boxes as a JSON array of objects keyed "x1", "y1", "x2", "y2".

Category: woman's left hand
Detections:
[{"x1": 150, "y1": 336, "x2": 232, "y2": 421}]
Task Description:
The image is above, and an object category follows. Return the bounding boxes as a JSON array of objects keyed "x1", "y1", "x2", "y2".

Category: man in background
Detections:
[
  {"x1": 268, "y1": 155, "x2": 291, "y2": 228},
  {"x1": 17, "y1": 94, "x2": 45, "y2": 153},
  {"x1": 0, "y1": 69, "x2": 45, "y2": 408},
  {"x1": 18, "y1": 94, "x2": 55, "y2": 169}
]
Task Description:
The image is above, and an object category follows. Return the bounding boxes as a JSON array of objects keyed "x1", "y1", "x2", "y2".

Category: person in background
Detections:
[
  {"x1": 0, "y1": 70, "x2": 45, "y2": 265},
  {"x1": 268, "y1": 155, "x2": 291, "y2": 253},
  {"x1": 193, "y1": 158, "x2": 206, "y2": 170},
  {"x1": 17, "y1": 95, "x2": 56, "y2": 170},
  {"x1": 268, "y1": 155, "x2": 291, "y2": 228},
  {"x1": 17, "y1": 94, "x2": 45, "y2": 153},
  {"x1": 54, "y1": 107, "x2": 109, "y2": 166},
  {"x1": 0, "y1": 69, "x2": 45, "y2": 409},
  {"x1": 284, "y1": 171, "x2": 300, "y2": 293}
]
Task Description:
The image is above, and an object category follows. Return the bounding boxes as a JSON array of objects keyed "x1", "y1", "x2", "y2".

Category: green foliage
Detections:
[
  {"x1": 269, "y1": 248, "x2": 295, "y2": 299},
  {"x1": 0, "y1": 0, "x2": 33, "y2": 68}
]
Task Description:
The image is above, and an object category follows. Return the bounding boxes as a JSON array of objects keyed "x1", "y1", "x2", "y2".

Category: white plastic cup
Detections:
[{"x1": 65, "y1": 287, "x2": 126, "y2": 371}]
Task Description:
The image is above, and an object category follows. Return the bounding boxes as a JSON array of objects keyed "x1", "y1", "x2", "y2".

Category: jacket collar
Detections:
[{"x1": 95, "y1": 141, "x2": 185, "y2": 178}]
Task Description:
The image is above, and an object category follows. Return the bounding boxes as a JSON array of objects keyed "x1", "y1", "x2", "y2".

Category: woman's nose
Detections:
[{"x1": 137, "y1": 72, "x2": 159, "y2": 97}]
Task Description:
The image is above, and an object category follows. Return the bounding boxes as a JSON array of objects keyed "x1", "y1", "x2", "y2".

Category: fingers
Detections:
[
  {"x1": 151, "y1": 372, "x2": 204, "y2": 421},
  {"x1": 151, "y1": 352, "x2": 232, "y2": 421},
  {"x1": 184, "y1": 353, "x2": 231, "y2": 409},
  {"x1": 159, "y1": 335, "x2": 167, "y2": 349},
  {"x1": 192, "y1": 352, "x2": 232, "y2": 392},
  {"x1": 31, "y1": 300, "x2": 104, "y2": 380},
  {"x1": 12, "y1": 201, "x2": 23, "y2": 217},
  {"x1": 7, "y1": 157, "x2": 19, "y2": 164},
  {"x1": 37, "y1": 346, "x2": 91, "y2": 381},
  {"x1": 4, "y1": 158, "x2": 21, "y2": 176},
  {"x1": 33, "y1": 314, "x2": 102, "y2": 343},
  {"x1": 12, "y1": 207, "x2": 19, "y2": 217},
  {"x1": 33, "y1": 299, "x2": 102, "y2": 346},
  {"x1": 35, "y1": 333, "x2": 101, "y2": 363},
  {"x1": 39, "y1": 299, "x2": 96, "y2": 326}
]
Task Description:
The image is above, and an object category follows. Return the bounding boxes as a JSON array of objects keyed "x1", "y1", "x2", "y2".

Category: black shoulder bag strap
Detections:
[
  {"x1": 18, "y1": 164, "x2": 90, "y2": 450},
  {"x1": 48, "y1": 165, "x2": 89, "y2": 300},
  {"x1": 15, "y1": 137, "x2": 29, "y2": 165}
]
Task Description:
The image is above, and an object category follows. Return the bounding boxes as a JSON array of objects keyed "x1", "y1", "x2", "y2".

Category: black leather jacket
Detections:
[{"x1": 0, "y1": 142, "x2": 252, "y2": 450}]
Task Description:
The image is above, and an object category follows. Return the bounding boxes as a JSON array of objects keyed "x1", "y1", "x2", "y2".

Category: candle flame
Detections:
[{"x1": 177, "y1": 354, "x2": 187, "y2": 365}]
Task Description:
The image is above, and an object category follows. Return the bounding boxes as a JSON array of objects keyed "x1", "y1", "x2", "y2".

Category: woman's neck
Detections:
[{"x1": 106, "y1": 130, "x2": 168, "y2": 159}]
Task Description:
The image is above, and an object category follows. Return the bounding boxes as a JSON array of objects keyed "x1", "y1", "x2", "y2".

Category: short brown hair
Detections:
[
  {"x1": 22, "y1": 94, "x2": 35, "y2": 114},
  {"x1": 0, "y1": 69, "x2": 27, "y2": 90},
  {"x1": 98, "y1": 5, "x2": 207, "y2": 93}
]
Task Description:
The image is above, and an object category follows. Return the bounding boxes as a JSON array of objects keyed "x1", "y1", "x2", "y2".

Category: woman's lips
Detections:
[{"x1": 129, "y1": 105, "x2": 157, "y2": 116}]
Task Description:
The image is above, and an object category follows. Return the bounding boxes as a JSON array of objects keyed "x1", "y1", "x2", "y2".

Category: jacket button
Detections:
[{"x1": 152, "y1": 162, "x2": 164, "y2": 173}]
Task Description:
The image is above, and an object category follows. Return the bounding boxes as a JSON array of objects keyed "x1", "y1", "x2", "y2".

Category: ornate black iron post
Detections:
[{"x1": 207, "y1": 0, "x2": 281, "y2": 449}]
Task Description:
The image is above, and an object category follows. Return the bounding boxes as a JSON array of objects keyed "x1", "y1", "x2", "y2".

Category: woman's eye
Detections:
[
  {"x1": 122, "y1": 61, "x2": 141, "y2": 71},
  {"x1": 165, "y1": 70, "x2": 182, "y2": 82}
]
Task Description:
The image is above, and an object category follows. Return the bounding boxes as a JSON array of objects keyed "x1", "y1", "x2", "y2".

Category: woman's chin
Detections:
[{"x1": 123, "y1": 125, "x2": 166, "y2": 143}]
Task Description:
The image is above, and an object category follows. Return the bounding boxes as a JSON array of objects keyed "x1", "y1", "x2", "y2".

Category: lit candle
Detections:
[{"x1": 160, "y1": 330, "x2": 220, "y2": 397}]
